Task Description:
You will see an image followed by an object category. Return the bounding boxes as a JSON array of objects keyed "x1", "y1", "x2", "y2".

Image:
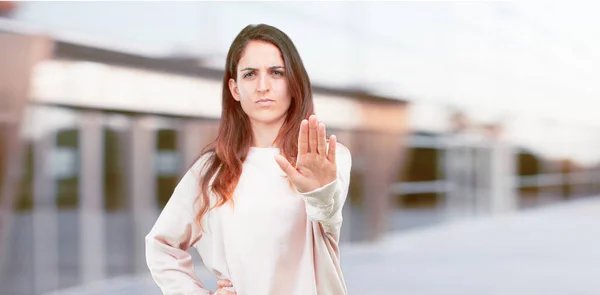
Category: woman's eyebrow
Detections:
[{"x1": 240, "y1": 66, "x2": 285, "y2": 71}]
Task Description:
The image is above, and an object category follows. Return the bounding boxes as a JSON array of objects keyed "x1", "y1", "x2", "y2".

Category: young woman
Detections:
[{"x1": 145, "y1": 23, "x2": 352, "y2": 295}]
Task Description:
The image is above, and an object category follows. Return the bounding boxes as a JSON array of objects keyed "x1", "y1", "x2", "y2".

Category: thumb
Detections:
[{"x1": 274, "y1": 154, "x2": 301, "y2": 180}]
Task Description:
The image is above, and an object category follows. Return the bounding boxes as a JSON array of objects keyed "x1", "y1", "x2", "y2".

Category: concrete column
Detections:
[
  {"x1": 357, "y1": 131, "x2": 406, "y2": 242},
  {"x1": 444, "y1": 133, "x2": 475, "y2": 220},
  {"x1": 505, "y1": 143, "x2": 519, "y2": 212},
  {"x1": 489, "y1": 140, "x2": 518, "y2": 215},
  {"x1": 441, "y1": 136, "x2": 455, "y2": 218},
  {"x1": 178, "y1": 119, "x2": 206, "y2": 172},
  {"x1": 129, "y1": 115, "x2": 158, "y2": 274},
  {"x1": 33, "y1": 132, "x2": 59, "y2": 294},
  {"x1": 177, "y1": 119, "x2": 220, "y2": 177},
  {"x1": 78, "y1": 110, "x2": 106, "y2": 284},
  {"x1": 0, "y1": 33, "x2": 53, "y2": 275},
  {"x1": 488, "y1": 141, "x2": 502, "y2": 215},
  {"x1": 465, "y1": 142, "x2": 477, "y2": 217},
  {"x1": 474, "y1": 141, "x2": 491, "y2": 216}
]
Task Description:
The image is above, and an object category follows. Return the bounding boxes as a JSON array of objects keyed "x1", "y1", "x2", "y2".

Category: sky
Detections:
[{"x1": 6, "y1": 1, "x2": 600, "y2": 163}]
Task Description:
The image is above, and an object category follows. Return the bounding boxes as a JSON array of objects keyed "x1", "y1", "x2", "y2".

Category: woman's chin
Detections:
[{"x1": 249, "y1": 114, "x2": 287, "y2": 127}]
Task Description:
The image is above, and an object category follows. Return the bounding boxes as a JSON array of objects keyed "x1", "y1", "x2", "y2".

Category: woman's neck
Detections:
[{"x1": 250, "y1": 119, "x2": 284, "y2": 148}]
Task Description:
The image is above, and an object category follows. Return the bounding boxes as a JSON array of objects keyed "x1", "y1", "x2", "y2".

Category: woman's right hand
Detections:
[{"x1": 214, "y1": 279, "x2": 236, "y2": 295}]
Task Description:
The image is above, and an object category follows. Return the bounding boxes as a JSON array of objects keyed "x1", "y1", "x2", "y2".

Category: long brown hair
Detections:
[{"x1": 193, "y1": 24, "x2": 315, "y2": 230}]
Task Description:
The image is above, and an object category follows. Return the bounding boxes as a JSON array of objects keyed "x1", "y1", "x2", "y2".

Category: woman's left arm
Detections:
[
  {"x1": 274, "y1": 115, "x2": 352, "y2": 236},
  {"x1": 299, "y1": 146, "x2": 351, "y2": 234}
]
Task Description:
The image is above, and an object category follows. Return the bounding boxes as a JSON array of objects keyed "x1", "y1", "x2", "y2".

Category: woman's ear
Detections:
[{"x1": 228, "y1": 78, "x2": 241, "y2": 101}]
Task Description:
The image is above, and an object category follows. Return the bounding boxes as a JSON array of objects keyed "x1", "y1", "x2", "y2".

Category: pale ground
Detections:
[{"x1": 35, "y1": 196, "x2": 600, "y2": 295}]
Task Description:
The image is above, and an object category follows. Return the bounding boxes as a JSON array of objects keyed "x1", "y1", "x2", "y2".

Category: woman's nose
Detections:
[{"x1": 257, "y1": 74, "x2": 269, "y2": 93}]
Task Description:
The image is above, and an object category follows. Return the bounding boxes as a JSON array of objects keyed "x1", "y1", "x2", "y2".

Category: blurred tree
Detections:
[
  {"x1": 518, "y1": 149, "x2": 540, "y2": 204},
  {"x1": 560, "y1": 159, "x2": 577, "y2": 199}
]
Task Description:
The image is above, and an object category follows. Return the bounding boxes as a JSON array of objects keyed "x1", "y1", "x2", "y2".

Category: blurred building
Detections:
[
  {"x1": 0, "y1": 23, "x2": 412, "y2": 295},
  {"x1": 0, "y1": 1, "x2": 16, "y2": 18},
  {"x1": 1, "y1": 4, "x2": 600, "y2": 295}
]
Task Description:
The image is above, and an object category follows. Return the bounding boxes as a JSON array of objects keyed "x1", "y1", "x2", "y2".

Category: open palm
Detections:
[{"x1": 275, "y1": 115, "x2": 337, "y2": 193}]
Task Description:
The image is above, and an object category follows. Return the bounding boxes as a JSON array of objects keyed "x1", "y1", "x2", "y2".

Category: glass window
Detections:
[
  {"x1": 156, "y1": 127, "x2": 182, "y2": 209},
  {"x1": 55, "y1": 127, "x2": 79, "y2": 209},
  {"x1": 103, "y1": 113, "x2": 131, "y2": 212}
]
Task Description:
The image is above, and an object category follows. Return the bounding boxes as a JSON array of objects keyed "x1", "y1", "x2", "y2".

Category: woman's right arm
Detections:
[{"x1": 145, "y1": 158, "x2": 211, "y2": 295}]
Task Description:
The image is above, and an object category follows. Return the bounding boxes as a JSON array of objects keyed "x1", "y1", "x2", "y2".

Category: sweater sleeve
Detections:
[
  {"x1": 145, "y1": 157, "x2": 211, "y2": 295},
  {"x1": 300, "y1": 143, "x2": 352, "y2": 236}
]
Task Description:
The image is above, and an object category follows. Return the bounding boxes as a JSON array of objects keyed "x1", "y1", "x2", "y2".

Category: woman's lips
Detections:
[{"x1": 256, "y1": 99, "x2": 274, "y2": 106}]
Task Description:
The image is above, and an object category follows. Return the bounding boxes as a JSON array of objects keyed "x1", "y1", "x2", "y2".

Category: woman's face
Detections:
[{"x1": 228, "y1": 40, "x2": 292, "y2": 128}]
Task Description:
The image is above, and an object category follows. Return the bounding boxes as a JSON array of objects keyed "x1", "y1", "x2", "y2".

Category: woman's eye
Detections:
[
  {"x1": 272, "y1": 70, "x2": 284, "y2": 76},
  {"x1": 243, "y1": 72, "x2": 255, "y2": 78}
]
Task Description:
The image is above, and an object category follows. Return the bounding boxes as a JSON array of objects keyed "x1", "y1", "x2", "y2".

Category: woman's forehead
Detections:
[{"x1": 238, "y1": 41, "x2": 284, "y2": 68}]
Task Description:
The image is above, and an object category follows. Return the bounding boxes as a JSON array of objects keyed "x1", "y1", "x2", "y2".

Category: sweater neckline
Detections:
[{"x1": 249, "y1": 146, "x2": 280, "y2": 154}]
